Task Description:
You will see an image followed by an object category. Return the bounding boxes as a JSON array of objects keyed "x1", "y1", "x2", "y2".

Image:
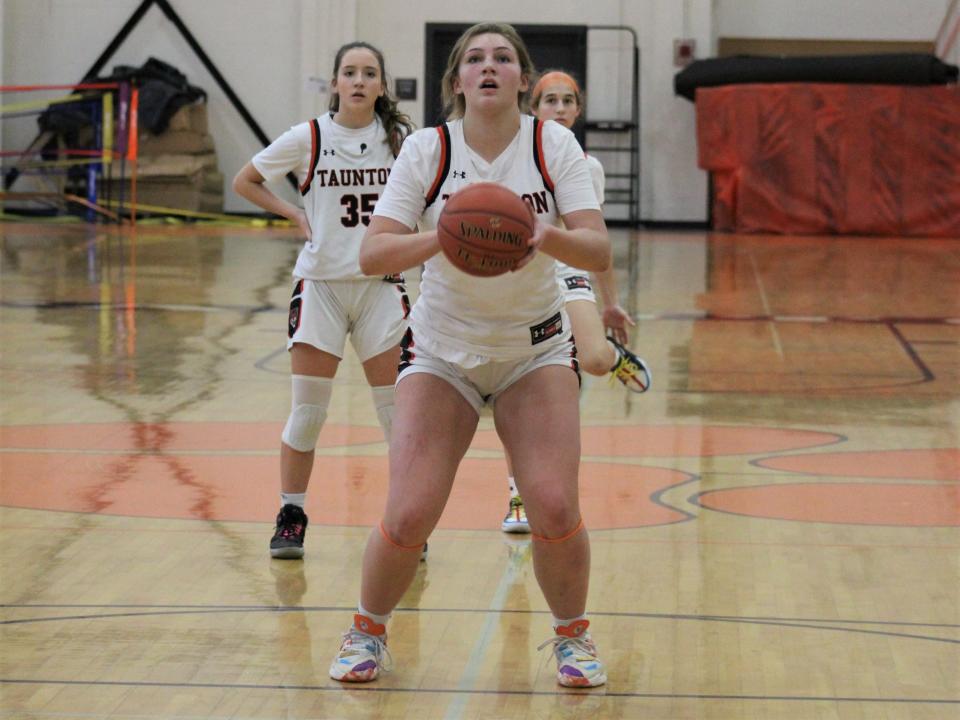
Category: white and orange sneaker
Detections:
[
  {"x1": 538, "y1": 619, "x2": 607, "y2": 687},
  {"x1": 329, "y1": 614, "x2": 391, "y2": 682},
  {"x1": 501, "y1": 495, "x2": 531, "y2": 533}
]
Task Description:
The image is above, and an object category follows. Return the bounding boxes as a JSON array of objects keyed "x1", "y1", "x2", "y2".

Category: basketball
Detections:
[{"x1": 437, "y1": 182, "x2": 535, "y2": 277}]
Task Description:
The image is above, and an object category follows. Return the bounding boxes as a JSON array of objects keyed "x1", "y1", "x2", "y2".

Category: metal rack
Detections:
[{"x1": 584, "y1": 26, "x2": 640, "y2": 227}]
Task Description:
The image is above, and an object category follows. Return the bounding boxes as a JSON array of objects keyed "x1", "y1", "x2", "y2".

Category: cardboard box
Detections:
[
  {"x1": 139, "y1": 130, "x2": 215, "y2": 157},
  {"x1": 105, "y1": 171, "x2": 225, "y2": 213},
  {"x1": 135, "y1": 153, "x2": 218, "y2": 180},
  {"x1": 104, "y1": 183, "x2": 223, "y2": 212},
  {"x1": 166, "y1": 102, "x2": 208, "y2": 134}
]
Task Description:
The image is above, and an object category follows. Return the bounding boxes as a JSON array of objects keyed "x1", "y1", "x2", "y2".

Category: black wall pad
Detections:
[{"x1": 674, "y1": 53, "x2": 959, "y2": 102}]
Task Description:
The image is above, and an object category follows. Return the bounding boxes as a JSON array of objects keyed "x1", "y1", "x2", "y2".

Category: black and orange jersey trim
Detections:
[
  {"x1": 398, "y1": 327, "x2": 416, "y2": 372},
  {"x1": 299, "y1": 118, "x2": 322, "y2": 196},
  {"x1": 383, "y1": 274, "x2": 411, "y2": 319},
  {"x1": 567, "y1": 335, "x2": 581, "y2": 385},
  {"x1": 532, "y1": 117, "x2": 555, "y2": 199},
  {"x1": 424, "y1": 124, "x2": 451, "y2": 209}
]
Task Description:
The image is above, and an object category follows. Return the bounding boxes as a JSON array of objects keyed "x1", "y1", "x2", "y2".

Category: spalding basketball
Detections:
[{"x1": 437, "y1": 183, "x2": 535, "y2": 277}]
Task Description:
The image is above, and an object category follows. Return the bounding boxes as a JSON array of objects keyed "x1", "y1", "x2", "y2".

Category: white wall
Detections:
[
  {"x1": 935, "y1": 0, "x2": 960, "y2": 65},
  {"x1": 0, "y1": 0, "x2": 5, "y2": 156},
  {"x1": 2, "y1": 0, "x2": 952, "y2": 220},
  {"x1": 716, "y1": 0, "x2": 950, "y2": 41}
]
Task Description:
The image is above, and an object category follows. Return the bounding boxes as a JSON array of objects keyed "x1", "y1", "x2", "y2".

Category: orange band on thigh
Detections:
[
  {"x1": 379, "y1": 520, "x2": 422, "y2": 551},
  {"x1": 531, "y1": 517, "x2": 584, "y2": 544}
]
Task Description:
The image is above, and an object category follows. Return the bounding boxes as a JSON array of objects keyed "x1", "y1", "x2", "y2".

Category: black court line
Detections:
[
  {"x1": 4, "y1": 300, "x2": 956, "y2": 392},
  {"x1": 0, "y1": 677, "x2": 956, "y2": 704},
  {"x1": 3, "y1": 605, "x2": 958, "y2": 645},
  {"x1": 647, "y1": 471, "x2": 699, "y2": 524},
  {"x1": 3, "y1": 300, "x2": 959, "y2": 326},
  {"x1": 887, "y1": 322, "x2": 936, "y2": 382},
  {"x1": 253, "y1": 343, "x2": 290, "y2": 375},
  {"x1": 4, "y1": 604, "x2": 957, "y2": 628}
]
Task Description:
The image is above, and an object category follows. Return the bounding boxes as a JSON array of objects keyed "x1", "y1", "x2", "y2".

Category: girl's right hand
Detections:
[{"x1": 512, "y1": 219, "x2": 546, "y2": 271}]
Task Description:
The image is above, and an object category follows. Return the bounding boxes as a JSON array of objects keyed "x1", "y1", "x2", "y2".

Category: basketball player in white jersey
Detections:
[
  {"x1": 233, "y1": 42, "x2": 414, "y2": 561},
  {"x1": 329, "y1": 23, "x2": 608, "y2": 688},
  {"x1": 500, "y1": 70, "x2": 653, "y2": 534}
]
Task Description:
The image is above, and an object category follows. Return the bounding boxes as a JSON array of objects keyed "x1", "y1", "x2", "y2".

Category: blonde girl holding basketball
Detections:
[
  {"x1": 501, "y1": 70, "x2": 652, "y2": 533},
  {"x1": 233, "y1": 42, "x2": 413, "y2": 560},
  {"x1": 328, "y1": 22, "x2": 609, "y2": 688}
]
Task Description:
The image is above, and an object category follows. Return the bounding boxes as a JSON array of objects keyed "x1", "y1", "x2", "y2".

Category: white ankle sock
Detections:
[
  {"x1": 281, "y1": 492, "x2": 306, "y2": 509},
  {"x1": 507, "y1": 476, "x2": 519, "y2": 498}
]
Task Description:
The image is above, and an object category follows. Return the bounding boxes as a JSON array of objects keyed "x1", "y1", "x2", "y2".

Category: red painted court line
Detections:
[
  {"x1": 0, "y1": 453, "x2": 689, "y2": 530},
  {"x1": 0, "y1": 149, "x2": 109, "y2": 157},
  {"x1": 0, "y1": 422, "x2": 846, "y2": 457},
  {"x1": 0, "y1": 422, "x2": 382, "y2": 451},
  {"x1": 0, "y1": 83, "x2": 121, "y2": 92},
  {"x1": 754, "y1": 448, "x2": 960, "y2": 482}
]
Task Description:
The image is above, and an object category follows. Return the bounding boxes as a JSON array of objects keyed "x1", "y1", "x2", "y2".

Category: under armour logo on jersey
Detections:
[
  {"x1": 452, "y1": 170, "x2": 467, "y2": 179},
  {"x1": 323, "y1": 149, "x2": 335, "y2": 156},
  {"x1": 360, "y1": 143, "x2": 367, "y2": 153}
]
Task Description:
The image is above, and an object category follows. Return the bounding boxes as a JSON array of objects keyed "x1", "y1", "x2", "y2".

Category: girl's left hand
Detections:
[
  {"x1": 512, "y1": 219, "x2": 546, "y2": 271},
  {"x1": 602, "y1": 304, "x2": 635, "y2": 345}
]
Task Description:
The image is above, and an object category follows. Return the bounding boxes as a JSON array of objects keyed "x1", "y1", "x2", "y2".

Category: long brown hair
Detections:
[
  {"x1": 440, "y1": 23, "x2": 536, "y2": 120},
  {"x1": 328, "y1": 41, "x2": 414, "y2": 157}
]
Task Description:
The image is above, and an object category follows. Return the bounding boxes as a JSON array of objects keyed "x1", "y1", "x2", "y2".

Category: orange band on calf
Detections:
[
  {"x1": 378, "y1": 520, "x2": 423, "y2": 551},
  {"x1": 531, "y1": 517, "x2": 584, "y2": 544}
]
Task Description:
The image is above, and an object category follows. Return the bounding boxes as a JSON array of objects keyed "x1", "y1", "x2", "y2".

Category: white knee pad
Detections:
[
  {"x1": 371, "y1": 385, "x2": 395, "y2": 442},
  {"x1": 281, "y1": 375, "x2": 332, "y2": 452}
]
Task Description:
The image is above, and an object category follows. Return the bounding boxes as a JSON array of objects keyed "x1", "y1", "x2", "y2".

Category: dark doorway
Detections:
[{"x1": 424, "y1": 23, "x2": 588, "y2": 145}]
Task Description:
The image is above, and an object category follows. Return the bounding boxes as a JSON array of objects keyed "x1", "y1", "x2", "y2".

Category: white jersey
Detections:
[
  {"x1": 252, "y1": 113, "x2": 395, "y2": 281},
  {"x1": 374, "y1": 115, "x2": 599, "y2": 366},
  {"x1": 556, "y1": 153, "x2": 606, "y2": 280},
  {"x1": 585, "y1": 154, "x2": 605, "y2": 205}
]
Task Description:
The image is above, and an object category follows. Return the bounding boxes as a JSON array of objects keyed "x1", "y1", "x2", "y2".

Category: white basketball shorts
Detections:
[
  {"x1": 286, "y1": 276, "x2": 409, "y2": 361},
  {"x1": 556, "y1": 261, "x2": 596, "y2": 304},
  {"x1": 395, "y1": 327, "x2": 579, "y2": 414}
]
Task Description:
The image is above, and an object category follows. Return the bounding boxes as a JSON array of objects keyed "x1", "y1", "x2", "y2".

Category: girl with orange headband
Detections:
[{"x1": 500, "y1": 70, "x2": 652, "y2": 535}]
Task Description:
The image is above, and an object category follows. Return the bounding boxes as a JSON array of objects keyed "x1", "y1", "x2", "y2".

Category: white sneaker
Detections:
[
  {"x1": 329, "y1": 615, "x2": 391, "y2": 682},
  {"x1": 538, "y1": 619, "x2": 607, "y2": 687}
]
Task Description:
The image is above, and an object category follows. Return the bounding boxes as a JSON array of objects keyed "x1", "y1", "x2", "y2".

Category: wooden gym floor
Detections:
[{"x1": 1, "y1": 221, "x2": 958, "y2": 719}]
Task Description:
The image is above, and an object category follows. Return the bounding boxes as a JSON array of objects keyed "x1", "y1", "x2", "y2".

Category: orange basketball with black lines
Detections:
[{"x1": 437, "y1": 182, "x2": 535, "y2": 277}]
